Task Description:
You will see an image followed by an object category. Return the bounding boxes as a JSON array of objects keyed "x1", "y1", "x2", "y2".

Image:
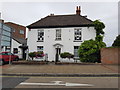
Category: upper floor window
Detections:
[
  {"x1": 20, "y1": 30, "x2": 24, "y2": 34},
  {"x1": 13, "y1": 29, "x2": 15, "y2": 32},
  {"x1": 56, "y1": 29, "x2": 61, "y2": 40},
  {"x1": 74, "y1": 28, "x2": 82, "y2": 41},
  {"x1": 38, "y1": 30, "x2": 44, "y2": 42}
]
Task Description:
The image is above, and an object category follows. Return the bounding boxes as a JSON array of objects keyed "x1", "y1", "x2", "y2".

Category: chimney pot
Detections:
[
  {"x1": 50, "y1": 13, "x2": 54, "y2": 16},
  {"x1": 76, "y1": 6, "x2": 81, "y2": 15}
]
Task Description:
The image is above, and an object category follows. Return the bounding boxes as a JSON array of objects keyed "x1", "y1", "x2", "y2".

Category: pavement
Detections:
[
  {"x1": 1, "y1": 64, "x2": 119, "y2": 89},
  {"x1": 1, "y1": 64, "x2": 119, "y2": 77}
]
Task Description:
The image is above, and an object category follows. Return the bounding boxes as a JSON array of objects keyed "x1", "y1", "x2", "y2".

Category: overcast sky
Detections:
[{"x1": 0, "y1": 2, "x2": 119, "y2": 46}]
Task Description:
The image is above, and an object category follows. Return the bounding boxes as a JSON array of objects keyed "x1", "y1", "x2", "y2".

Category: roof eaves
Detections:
[{"x1": 27, "y1": 24, "x2": 94, "y2": 29}]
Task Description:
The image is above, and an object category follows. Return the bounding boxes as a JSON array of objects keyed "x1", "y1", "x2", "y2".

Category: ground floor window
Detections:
[
  {"x1": 5, "y1": 46, "x2": 11, "y2": 52},
  {"x1": 37, "y1": 46, "x2": 43, "y2": 52},
  {"x1": 13, "y1": 48, "x2": 18, "y2": 54},
  {"x1": 74, "y1": 46, "x2": 79, "y2": 58}
]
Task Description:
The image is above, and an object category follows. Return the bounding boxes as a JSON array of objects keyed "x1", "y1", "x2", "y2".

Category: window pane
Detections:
[
  {"x1": 3, "y1": 24, "x2": 11, "y2": 32},
  {"x1": 38, "y1": 30, "x2": 44, "y2": 41},
  {"x1": 37, "y1": 46, "x2": 43, "y2": 52},
  {"x1": 2, "y1": 30, "x2": 11, "y2": 36},
  {"x1": 13, "y1": 48, "x2": 18, "y2": 54},
  {"x1": 20, "y1": 30, "x2": 24, "y2": 34},
  {"x1": 56, "y1": 29, "x2": 61, "y2": 40},
  {"x1": 2, "y1": 35, "x2": 11, "y2": 41},
  {"x1": 74, "y1": 46, "x2": 79, "y2": 57},
  {"x1": 1, "y1": 41, "x2": 10, "y2": 46},
  {"x1": 74, "y1": 29, "x2": 82, "y2": 41}
]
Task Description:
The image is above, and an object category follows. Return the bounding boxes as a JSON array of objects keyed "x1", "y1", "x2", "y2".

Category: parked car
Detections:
[{"x1": 0, "y1": 52, "x2": 19, "y2": 65}]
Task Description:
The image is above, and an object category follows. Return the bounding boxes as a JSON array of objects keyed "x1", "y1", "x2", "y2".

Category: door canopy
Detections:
[{"x1": 53, "y1": 43, "x2": 63, "y2": 48}]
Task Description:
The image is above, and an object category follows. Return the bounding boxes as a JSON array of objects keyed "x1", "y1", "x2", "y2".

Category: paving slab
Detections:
[{"x1": 1, "y1": 64, "x2": 119, "y2": 76}]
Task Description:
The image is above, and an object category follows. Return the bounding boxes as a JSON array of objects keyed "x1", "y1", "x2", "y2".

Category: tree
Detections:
[
  {"x1": 78, "y1": 20, "x2": 106, "y2": 63},
  {"x1": 78, "y1": 39, "x2": 106, "y2": 63},
  {"x1": 93, "y1": 20, "x2": 105, "y2": 36},
  {"x1": 112, "y1": 35, "x2": 120, "y2": 47}
]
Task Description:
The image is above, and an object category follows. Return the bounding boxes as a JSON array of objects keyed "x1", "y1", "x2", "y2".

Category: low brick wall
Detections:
[{"x1": 101, "y1": 48, "x2": 120, "y2": 64}]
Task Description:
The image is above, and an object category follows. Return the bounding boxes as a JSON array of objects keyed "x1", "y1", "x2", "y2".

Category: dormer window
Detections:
[
  {"x1": 38, "y1": 30, "x2": 44, "y2": 42},
  {"x1": 74, "y1": 28, "x2": 82, "y2": 41},
  {"x1": 56, "y1": 29, "x2": 61, "y2": 40}
]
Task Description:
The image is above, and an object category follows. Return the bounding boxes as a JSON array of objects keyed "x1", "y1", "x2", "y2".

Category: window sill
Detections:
[
  {"x1": 37, "y1": 41, "x2": 44, "y2": 42},
  {"x1": 55, "y1": 39, "x2": 62, "y2": 41},
  {"x1": 73, "y1": 40, "x2": 82, "y2": 42}
]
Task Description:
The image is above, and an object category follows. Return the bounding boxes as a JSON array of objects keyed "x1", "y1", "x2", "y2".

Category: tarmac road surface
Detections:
[{"x1": 1, "y1": 75, "x2": 119, "y2": 89}]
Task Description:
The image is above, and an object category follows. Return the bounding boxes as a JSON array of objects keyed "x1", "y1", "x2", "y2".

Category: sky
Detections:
[{"x1": 0, "y1": 1, "x2": 119, "y2": 46}]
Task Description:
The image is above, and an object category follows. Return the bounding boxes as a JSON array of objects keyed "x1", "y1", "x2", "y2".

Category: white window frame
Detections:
[
  {"x1": 56, "y1": 29, "x2": 61, "y2": 40},
  {"x1": 38, "y1": 30, "x2": 44, "y2": 42},
  {"x1": 74, "y1": 46, "x2": 79, "y2": 59},
  {"x1": 74, "y1": 28, "x2": 82, "y2": 41},
  {"x1": 37, "y1": 46, "x2": 43, "y2": 52}
]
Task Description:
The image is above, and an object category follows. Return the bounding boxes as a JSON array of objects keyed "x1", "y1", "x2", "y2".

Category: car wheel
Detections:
[
  {"x1": 15, "y1": 57, "x2": 19, "y2": 61},
  {"x1": 0, "y1": 59, "x2": 4, "y2": 65}
]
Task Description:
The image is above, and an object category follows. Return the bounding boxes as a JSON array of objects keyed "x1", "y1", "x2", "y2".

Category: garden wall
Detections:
[{"x1": 101, "y1": 48, "x2": 120, "y2": 64}]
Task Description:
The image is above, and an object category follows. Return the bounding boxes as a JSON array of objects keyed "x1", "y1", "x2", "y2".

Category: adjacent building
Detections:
[
  {"x1": 5, "y1": 22, "x2": 27, "y2": 59},
  {"x1": 0, "y1": 20, "x2": 12, "y2": 52},
  {"x1": 27, "y1": 6, "x2": 96, "y2": 61}
]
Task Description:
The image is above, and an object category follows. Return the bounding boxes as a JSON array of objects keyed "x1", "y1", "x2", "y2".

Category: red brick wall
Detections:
[
  {"x1": 5, "y1": 22, "x2": 26, "y2": 39},
  {"x1": 101, "y1": 48, "x2": 120, "y2": 64}
]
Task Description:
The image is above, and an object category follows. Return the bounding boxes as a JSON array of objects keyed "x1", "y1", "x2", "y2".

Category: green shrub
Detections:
[
  {"x1": 60, "y1": 52, "x2": 74, "y2": 59},
  {"x1": 28, "y1": 51, "x2": 44, "y2": 60},
  {"x1": 78, "y1": 39, "x2": 106, "y2": 63},
  {"x1": 60, "y1": 53, "x2": 66, "y2": 58},
  {"x1": 28, "y1": 52, "x2": 36, "y2": 60}
]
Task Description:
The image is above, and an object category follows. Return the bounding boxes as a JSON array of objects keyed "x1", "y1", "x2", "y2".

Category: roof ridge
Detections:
[
  {"x1": 48, "y1": 14, "x2": 77, "y2": 17},
  {"x1": 5, "y1": 22, "x2": 26, "y2": 28}
]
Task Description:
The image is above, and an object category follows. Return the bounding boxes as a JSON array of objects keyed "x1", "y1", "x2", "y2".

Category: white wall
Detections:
[
  {"x1": 27, "y1": 27, "x2": 96, "y2": 61},
  {"x1": 11, "y1": 39, "x2": 22, "y2": 58}
]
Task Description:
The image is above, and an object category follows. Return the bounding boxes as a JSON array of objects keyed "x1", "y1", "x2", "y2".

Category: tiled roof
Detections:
[
  {"x1": 12, "y1": 36, "x2": 27, "y2": 45},
  {"x1": 27, "y1": 14, "x2": 94, "y2": 29}
]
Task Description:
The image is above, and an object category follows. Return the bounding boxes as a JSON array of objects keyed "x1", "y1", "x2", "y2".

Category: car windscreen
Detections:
[{"x1": 0, "y1": 53, "x2": 8, "y2": 55}]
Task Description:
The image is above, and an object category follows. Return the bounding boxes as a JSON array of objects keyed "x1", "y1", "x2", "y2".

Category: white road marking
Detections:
[{"x1": 20, "y1": 81, "x2": 94, "y2": 87}]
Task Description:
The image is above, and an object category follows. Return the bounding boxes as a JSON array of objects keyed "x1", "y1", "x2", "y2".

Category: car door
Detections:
[
  {"x1": 7, "y1": 52, "x2": 14, "y2": 61},
  {"x1": 3, "y1": 52, "x2": 9, "y2": 62}
]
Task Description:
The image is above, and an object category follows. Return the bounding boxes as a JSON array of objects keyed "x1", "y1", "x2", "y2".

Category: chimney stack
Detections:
[
  {"x1": 76, "y1": 6, "x2": 81, "y2": 15},
  {"x1": 50, "y1": 13, "x2": 54, "y2": 16}
]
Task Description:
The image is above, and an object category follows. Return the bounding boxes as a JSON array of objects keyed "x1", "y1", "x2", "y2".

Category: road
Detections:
[{"x1": 1, "y1": 75, "x2": 119, "y2": 89}]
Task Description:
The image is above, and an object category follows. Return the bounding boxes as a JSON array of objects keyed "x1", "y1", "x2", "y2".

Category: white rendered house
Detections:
[
  {"x1": 11, "y1": 37, "x2": 27, "y2": 59},
  {"x1": 27, "y1": 6, "x2": 96, "y2": 61}
]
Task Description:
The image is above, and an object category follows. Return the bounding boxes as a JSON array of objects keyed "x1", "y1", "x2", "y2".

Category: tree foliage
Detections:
[
  {"x1": 60, "y1": 52, "x2": 74, "y2": 59},
  {"x1": 78, "y1": 39, "x2": 106, "y2": 63},
  {"x1": 78, "y1": 20, "x2": 106, "y2": 63},
  {"x1": 112, "y1": 35, "x2": 120, "y2": 47},
  {"x1": 93, "y1": 20, "x2": 105, "y2": 36}
]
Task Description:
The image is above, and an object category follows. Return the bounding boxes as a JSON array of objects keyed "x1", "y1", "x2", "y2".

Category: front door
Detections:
[{"x1": 55, "y1": 48, "x2": 61, "y2": 62}]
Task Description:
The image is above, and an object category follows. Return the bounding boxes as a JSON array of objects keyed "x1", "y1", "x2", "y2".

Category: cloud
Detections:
[{"x1": 1, "y1": 2, "x2": 118, "y2": 46}]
